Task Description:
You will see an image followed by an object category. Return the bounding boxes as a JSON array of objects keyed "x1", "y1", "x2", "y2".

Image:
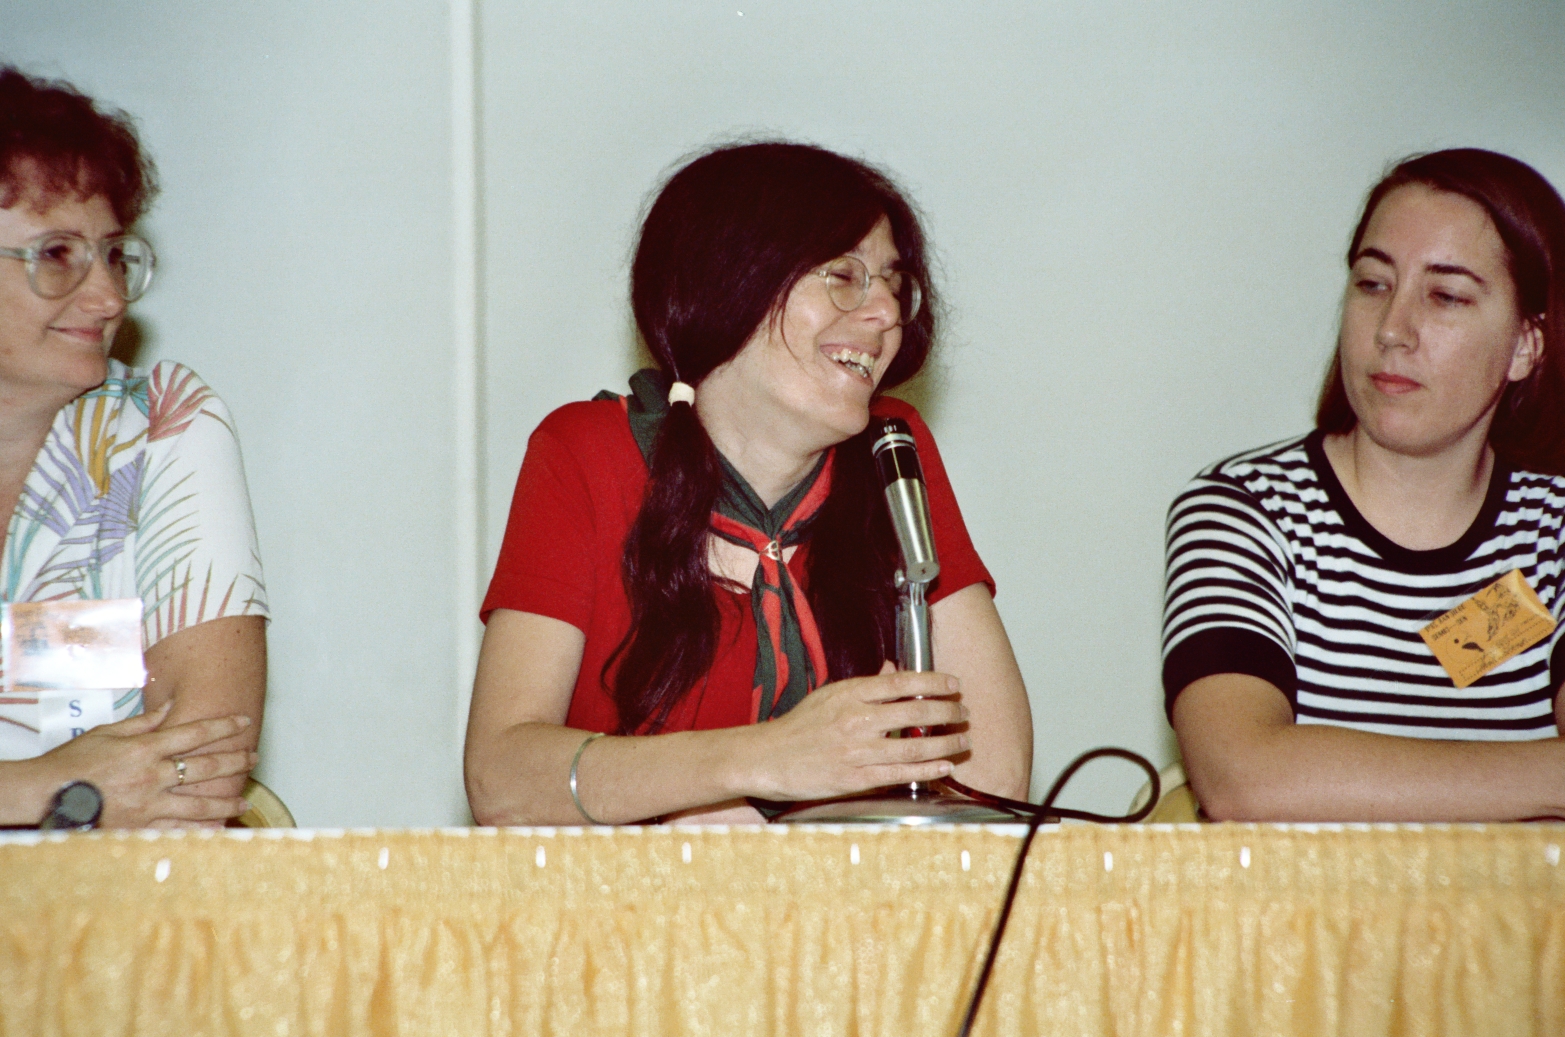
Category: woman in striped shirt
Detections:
[{"x1": 1164, "y1": 149, "x2": 1565, "y2": 821}]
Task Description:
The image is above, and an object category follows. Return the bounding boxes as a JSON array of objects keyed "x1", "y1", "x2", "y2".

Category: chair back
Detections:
[
  {"x1": 237, "y1": 777, "x2": 295, "y2": 827},
  {"x1": 1129, "y1": 761, "x2": 1203, "y2": 823}
]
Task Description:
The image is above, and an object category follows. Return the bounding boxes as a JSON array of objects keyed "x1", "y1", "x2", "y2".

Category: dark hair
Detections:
[
  {"x1": 610, "y1": 141, "x2": 937, "y2": 733},
  {"x1": 0, "y1": 66, "x2": 157, "y2": 225},
  {"x1": 1316, "y1": 148, "x2": 1565, "y2": 474}
]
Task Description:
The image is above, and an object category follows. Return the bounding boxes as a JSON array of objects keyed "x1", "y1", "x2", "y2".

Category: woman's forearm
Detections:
[
  {"x1": 466, "y1": 611, "x2": 765, "y2": 824},
  {"x1": 465, "y1": 721, "x2": 764, "y2": 825},
  {"x1": 1176, "y1": 674, "x2": 1565, "y2": 822},
  {"x1": 467, "y1": 610, "x2": 973, "y2": 825},
  {"x1": 0, "y1": 758, "x2": 56, "y2": 826},
  {"x1": 931, "y1": 585, "x2": 1033, "y2": 800},
  {"x1": 1196, "y1": 722, "x2": 1565, "y2": 822},
  {"x1": 144, "y1": 615, "x2": 266, "y2": 801}
]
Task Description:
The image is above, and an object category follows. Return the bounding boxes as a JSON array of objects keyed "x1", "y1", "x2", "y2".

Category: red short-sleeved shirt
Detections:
[{"x1": 481, "y1": 396, "x2": 994, "y2": 734}]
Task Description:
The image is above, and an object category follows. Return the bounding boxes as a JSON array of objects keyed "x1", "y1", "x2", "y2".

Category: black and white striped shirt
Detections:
[{"x1": 1163, "y1": 432, "x2": 1565, "y2": 739}]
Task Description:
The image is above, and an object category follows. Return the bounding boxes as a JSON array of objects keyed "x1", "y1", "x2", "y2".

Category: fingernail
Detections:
[
  {"x1": 946, "y1": 676, "x2": 959, "y2": 694},
  {"x1": 959, "y1": 735, "x2": 971, "y2": 751},
  {"x1": 248, "y1": 751, "x2": 260, "y2": 765},
  {"x1": 939, "y1": 760, "x2": 954, "y2": 774},
  {"x1": 236, "y1": 715, "x2": 252, "y2": 727}
]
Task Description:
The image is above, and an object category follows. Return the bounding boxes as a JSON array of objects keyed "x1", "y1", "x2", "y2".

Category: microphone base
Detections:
[{"x1": 769, "y1": 779, "x2": 1022, "y2": 825}]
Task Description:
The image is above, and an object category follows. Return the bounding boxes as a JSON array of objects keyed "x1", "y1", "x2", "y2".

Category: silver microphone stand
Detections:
[{"x1": 772, "y1": 540, "x2": 1019, "y2": 825}]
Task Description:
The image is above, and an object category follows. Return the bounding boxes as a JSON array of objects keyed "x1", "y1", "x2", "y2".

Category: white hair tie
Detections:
[{"x1": 667, "y1": 381, "x2": 696, "y2": 407}]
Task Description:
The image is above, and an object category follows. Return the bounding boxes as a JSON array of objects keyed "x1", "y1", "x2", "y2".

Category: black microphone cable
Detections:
[
  {"x1": 947, "y1": 747, "x2": 1160, "y2": 1037},
  {"x1": 868, "y1": 419, "x2": 1163, "y2": 1030}
]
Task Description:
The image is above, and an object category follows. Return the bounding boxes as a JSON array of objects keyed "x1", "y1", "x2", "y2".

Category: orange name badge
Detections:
[{"x1": 1419, "y1": 570, "x2": 1557, "y2": 689}]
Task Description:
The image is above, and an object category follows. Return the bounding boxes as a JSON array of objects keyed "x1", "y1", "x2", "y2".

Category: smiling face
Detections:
[
  {"x1": 1338, "y1": 183, "x2": 1542, "y2": 459},
  {"x1": 0, "y1": 191, "x2": 126, "y2": 408},
  {"x1": 705, "y1": 216, "x2": 904, "y2": 453}
]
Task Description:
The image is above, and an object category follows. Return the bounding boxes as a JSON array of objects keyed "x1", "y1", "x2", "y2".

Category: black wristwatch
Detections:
[{"x1": 39, "y1": 781, "x2": 104, "y2": 831}]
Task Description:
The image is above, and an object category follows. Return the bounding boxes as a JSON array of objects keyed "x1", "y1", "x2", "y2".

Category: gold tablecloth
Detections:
[{"x1": 2, "y1": 823, "x2": 1563, "y2": 1036}]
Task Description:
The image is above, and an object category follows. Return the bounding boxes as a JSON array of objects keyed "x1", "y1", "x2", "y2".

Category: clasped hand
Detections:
[
  {"x1": 753, "y1": 661, "x2": 969, "y2": 801},
  {"x1": 36, "y1": 700, "x2": 255, "y2": 828}
]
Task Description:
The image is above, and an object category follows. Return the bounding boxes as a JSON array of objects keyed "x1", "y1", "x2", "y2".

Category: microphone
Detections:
[
  {"x1": 872, "y1": 417, "x2": 940, "y2": 586},
  {"x1": 39, "y1": 780, "x2": 102, "y2": 830},
  {"x1": 873, "y1": 417, "x2": 939, "y2": 676}
]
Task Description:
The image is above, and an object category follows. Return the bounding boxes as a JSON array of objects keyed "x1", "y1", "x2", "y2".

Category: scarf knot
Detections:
[{"x1": 597, "y1": 369, "x2": 831, "y2": 722}]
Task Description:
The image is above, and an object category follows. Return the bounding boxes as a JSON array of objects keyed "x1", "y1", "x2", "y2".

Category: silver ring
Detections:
[{"x1": 174, "y1": 758, "x2": 187, "y2": 786}]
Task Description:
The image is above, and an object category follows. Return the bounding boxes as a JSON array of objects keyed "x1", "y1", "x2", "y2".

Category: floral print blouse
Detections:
[{"x1": 0, "y1": 360, "x2": 269, "y2": 758}]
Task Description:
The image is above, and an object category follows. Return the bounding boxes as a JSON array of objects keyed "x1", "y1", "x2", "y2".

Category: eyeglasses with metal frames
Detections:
[
  {"x1": 0, "y1": 231, "x2": 157, "y2": 302},
  {"x1": 814, "y1": 254, "x2": 922, "y2": 326}
]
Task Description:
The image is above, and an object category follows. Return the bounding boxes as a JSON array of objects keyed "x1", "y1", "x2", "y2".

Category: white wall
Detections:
[{"x1": 4, "y1": 1, "x2": 1563, "y2": 823}]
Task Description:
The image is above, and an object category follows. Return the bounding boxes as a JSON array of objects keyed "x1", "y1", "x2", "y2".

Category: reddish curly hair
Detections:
[{"x1": 0, "y1": 66, "x2": 157, "y2": 225}]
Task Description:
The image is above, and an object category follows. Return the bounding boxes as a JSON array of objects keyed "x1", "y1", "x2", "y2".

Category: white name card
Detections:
[{"x1": 3, "y1": 599, "x2": 146, "y2": 691}]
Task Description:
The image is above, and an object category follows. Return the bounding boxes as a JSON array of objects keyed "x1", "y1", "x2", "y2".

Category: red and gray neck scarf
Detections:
[{"x1": 599, "y1": 369, "x2": 831, "y2": 722}]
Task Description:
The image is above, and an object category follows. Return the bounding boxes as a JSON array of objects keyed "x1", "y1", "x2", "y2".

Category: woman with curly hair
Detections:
[{"x1": 0, "y1": 68, "x2": 267, "y2": 828}]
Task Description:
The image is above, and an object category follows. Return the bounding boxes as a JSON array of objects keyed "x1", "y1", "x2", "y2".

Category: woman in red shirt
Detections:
[{"x1": 466, "y1": 142, "x2": 1031, "y2": 824}]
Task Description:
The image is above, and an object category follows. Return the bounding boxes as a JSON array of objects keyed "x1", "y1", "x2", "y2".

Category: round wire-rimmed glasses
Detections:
[
  {"x1": 815, "y1": 254, "x2": 922, "y2": 326},
  {"x1": 0, "y1": 231, "x2": 157, "y2": 302}
]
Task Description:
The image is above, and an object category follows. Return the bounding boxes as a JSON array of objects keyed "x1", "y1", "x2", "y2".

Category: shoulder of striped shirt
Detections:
[
  {"x1": 1197, "y1": 433, "x2": 1312, "y2": 480},
  {"x1": 1184, "y1": 442, "x2": 1565, "y2": 521},
  {"x1": 1176, "y1": 435, "x2": 1316, "y2": 512}
]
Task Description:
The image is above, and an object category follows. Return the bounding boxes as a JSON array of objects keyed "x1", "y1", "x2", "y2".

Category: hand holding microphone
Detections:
[{"x1": 750, "y1": 662, "x2": 969, "y2": 800}]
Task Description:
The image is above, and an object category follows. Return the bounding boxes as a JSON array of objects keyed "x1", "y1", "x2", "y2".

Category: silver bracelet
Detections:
[{"x1": 569, "y1": 731, "x2": 608, "y2": 825}]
